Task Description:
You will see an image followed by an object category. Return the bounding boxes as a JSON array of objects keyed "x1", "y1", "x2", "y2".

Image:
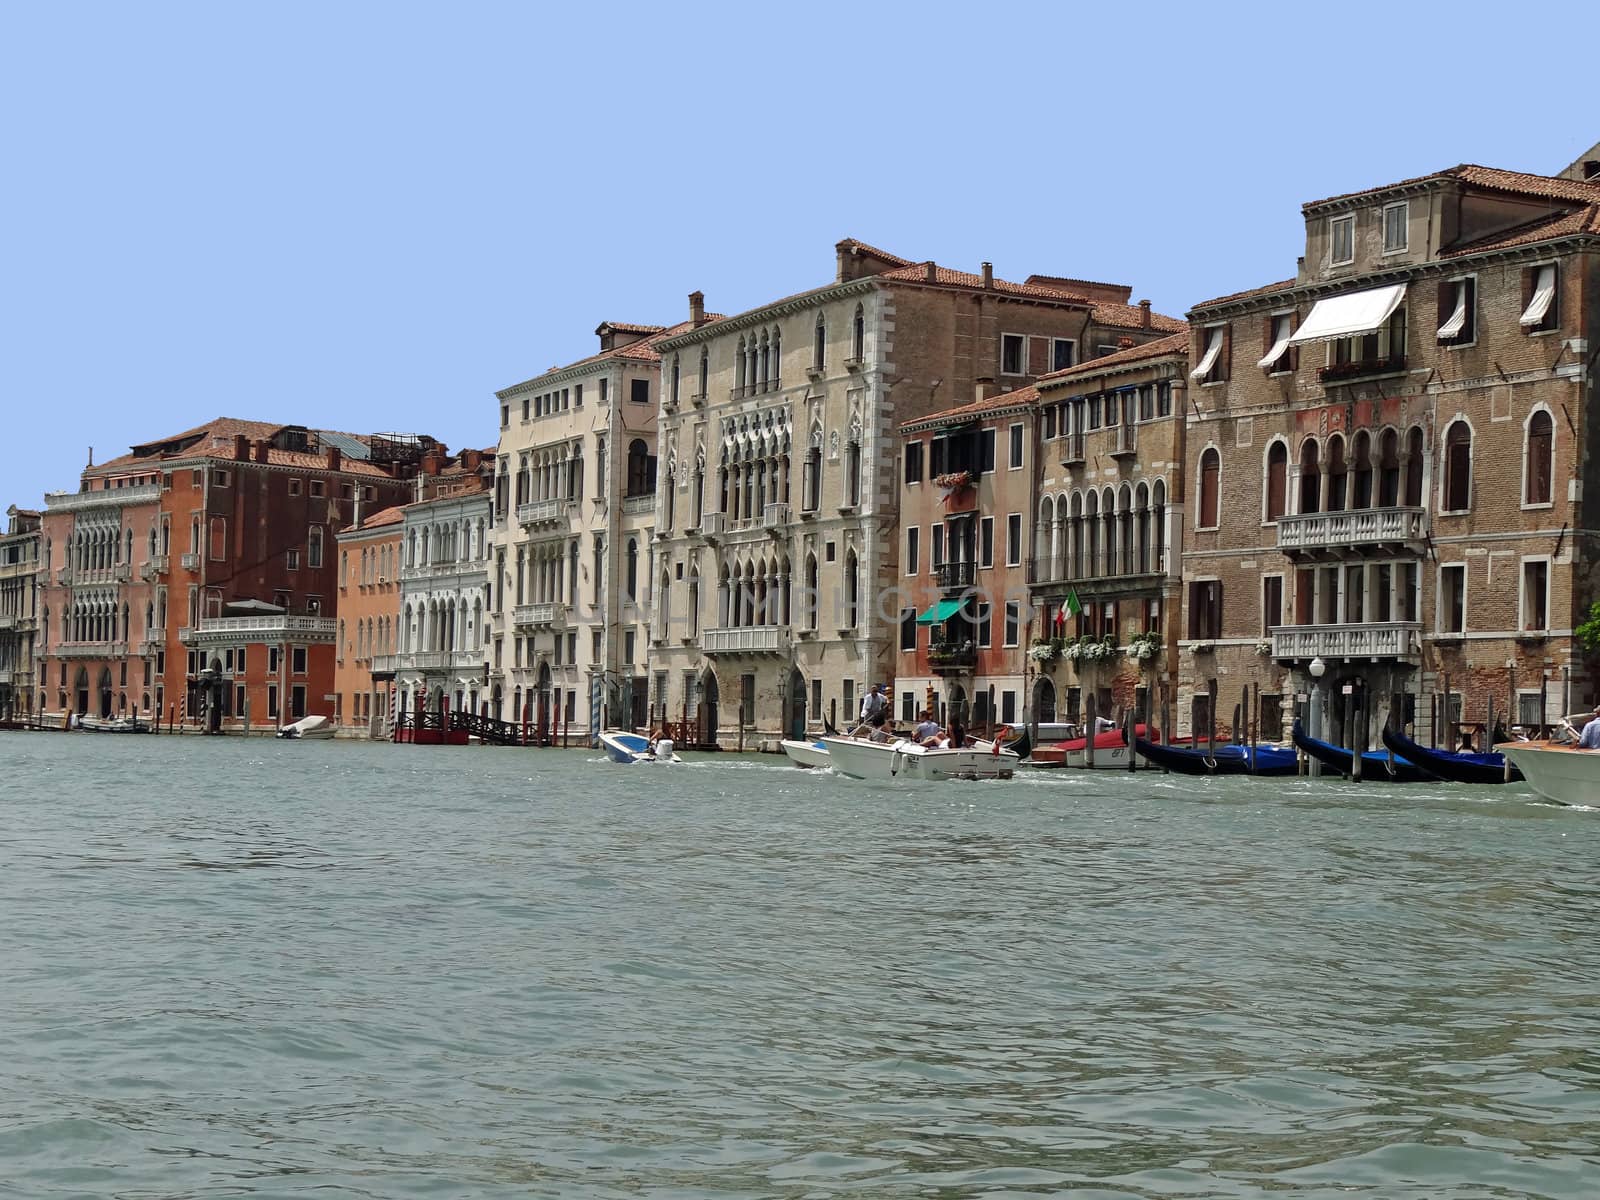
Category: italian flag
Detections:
[{"x1": 1065, "y1": 588, "x2": 1083, "y2": 618}]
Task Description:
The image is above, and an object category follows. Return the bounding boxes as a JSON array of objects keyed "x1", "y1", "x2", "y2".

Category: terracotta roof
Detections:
[
  {"x1": 128, "y1": 416, "x2": 285, "y2": 455},
  {"x1": 900, "y1": 385, "x2": 1039, "y2": 432},
  {"x1": 596, "y1": 321, "x2": 667, "y2": 336},
  {"x1": 1444, "y1": 204, "x2": 1600, "y2": 256},
  {"x1": 1191, "y1": 278, "x2": 1297, "y2": 311},
  {"x1": 500, "y1": 315, "x2": 727, "y2": 392},
  {"x1": 1039, "y1": 332, "x2": 1189, "y2": 383},
  {"x1": 203, "y1": 447, "x2": 398, "y2": 477},
  {"x1": 835, "y1": 238, "x2": 912, "y2": 267},
  {"x1": 878, "y1": 263, "x2": 1091, "y2": 304},
  {"x1": 341, "y1": 505, "x2": 406, "y2": 534},
  {"x1": 1307, "y1": 163, "x2": 1600, "y2": 210},
  {"x1": 1090, "y1": 301, "x2": 1187, "y2": 333}
]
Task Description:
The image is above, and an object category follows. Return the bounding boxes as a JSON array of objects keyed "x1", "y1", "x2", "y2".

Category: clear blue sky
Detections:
[{"x1": 3, "y1": 1, "x2": 1595, "y2": 509}]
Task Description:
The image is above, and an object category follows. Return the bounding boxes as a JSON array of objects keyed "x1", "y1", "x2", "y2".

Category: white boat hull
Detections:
[
  {"x1": 1066, "y1": 744, "x2": 1140, "y2": 769},
  {"x1": 599, "y1": 730, "x2": 683, "y2": 764},
  {"x1": 278, "y1": 715, "x2": 335, "y2": 739},
  {"x1": 1496, "y1": 741, "x2": 1600, "y2": 806},
  {"x1": 820, "y1": 737, "x2": 1018, "y2": 782},
  {"x1": 780, "y1": 739, "x2": 832, "y2": 769}
]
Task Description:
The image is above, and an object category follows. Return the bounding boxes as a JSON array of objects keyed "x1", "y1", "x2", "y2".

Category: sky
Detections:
[{"x1": 2, "y1": 1, "x2": 1596, "y2": 511}]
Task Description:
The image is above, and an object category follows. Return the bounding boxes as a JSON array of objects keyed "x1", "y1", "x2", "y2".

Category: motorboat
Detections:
[
  {"x1": 598, "y1": 730, "x2": 683, "y2": 764},
  {"x1": 819, "y1": 735, "x2": 1019, "y2": 782},
  {"x1": 277, "y1": 714, "x2": 336, "y2": 740},
  {"x1": 780, "y1": 738, "x2": 833, "y2": 769},
  {"x1": 1030, "y1": 723, "x2": 1151, "y2": 769},
  {"x1": 78, "y1": 715, "x2": 152, "y2": 734},
  {"x1": 1135, "y1": 736, "x2": 1298, "y2": 777},
  {"x1": 1292, "y1": 719, "x2": 1435, "y2": 783},
  {"x1": 1381, "y1": 725, "x2": 1523, "y2": 785},
  {"x1": 1496, "y1": 740, "x2": 1597, "y2": 806}
]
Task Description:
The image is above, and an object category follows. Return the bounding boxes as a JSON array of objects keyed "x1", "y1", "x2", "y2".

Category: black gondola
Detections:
[
  {"x1": 1292, "y1": 719, "x2": 1437, "y2": 783},
  {"x1": 1135, "y1": 736, "x2": 1299, "y2": 777},
  {"x1": 1381, "y1": 725, "x2": 1523, "y2": 785}
]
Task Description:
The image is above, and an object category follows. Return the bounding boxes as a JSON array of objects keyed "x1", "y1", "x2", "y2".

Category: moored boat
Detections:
[
  {"x1": 277, "y1": 714, "x2": 335, "y2": 740},
  {"x1": 1381, "y1": 725, "x2": 1523, "y2": 785},
  {"x1": 78, "y1": 715, "x2": 152, "y2": 734},
  {"x1": 780, "y1": 738, "x2": 832, "y2": 769},
  {"x1": 1495, "y1": 740, "x2": 1598, "y2": 806},
  {"x1": 598, "y1": 730, "x2": 683, "y2": 764},
  {"x1": 1135, "y1": 736, "x2": 1298, "y2": 777},
  {"x1": 1292, "y1": 720, "x2": 1435, "y2": 783},
  {"x1": 819, "y1": 736, "x2": 1019, "y2": 782}
]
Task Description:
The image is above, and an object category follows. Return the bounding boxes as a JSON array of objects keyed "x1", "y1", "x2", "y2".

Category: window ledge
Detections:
[
  {"x1": 797, "y1": 629, "x2": 817, "y2": 639},
  {"x1": 1520, "y1": 502, "x2": 1555, "y2": 512},
  {"x1": 1515, "y1": 631, "x2": 1548, "y2": 642}
]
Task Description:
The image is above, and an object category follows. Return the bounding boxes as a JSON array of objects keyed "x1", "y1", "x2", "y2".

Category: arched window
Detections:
[
  {"x1": 813, "y1": 314, "x2": 826, "y2": 370},
  {"x1": 1378, "y1": 429, "x2": 1401, "y2": 507},
  {"x1": 1198, "y1": 448, "x2": 1219, "y2": 528},
  {"x1": 1326, "y1": 434, "x2": 1348, "y2": 512},
  {"x1": 308, "y1": 526, "x2": 324, "y2": 569},
  {"x1": 846, "y1": 439, "x2": 861, "y2": 507},
  {"x1": 852, "y1": 304, "x2": 865, "y2": 362},
  {"x1": 1298, "y1": 438, "x2": 1321, "y2": 515},
  {"x1": 688, "y1": 567, "x2": 700, "y2": 637},
  {"x1": 1443, "y1": 420, "x2": 1472, "y2": 511},
  {"x1": 1525, "y1": 410, "x2": 1553, "y2": 505},
  {"x1": 626, "y1": 439, "x2": 655, "y2": 498},
  {"x1": 625, "y1": 538, "x2": 638, "y2": 601},
  {"x1": 844, "y1": 550, "x2": 859, "y2": 628},
  {"x1": 1264, "y1": 441, "x2": 1288, "y2": 523},
  {"x1": 698, "y1": 347, "x2": 709, "y2": 399},
  {"x1": 1404, "y1": 427, "x2": 1425, "y2": 507},
  {"x1": 805, "y1": 554, "x2": 819, "y2": 630},
  {"x1": 1351, "y1": 431, "x2": 1373, "y2": 509},
  {"x1": 670, "y1": 355, "x2": 681, "y2": 407}
]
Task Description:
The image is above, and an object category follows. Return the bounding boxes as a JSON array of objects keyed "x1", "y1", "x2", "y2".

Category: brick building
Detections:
[
  {"x1": 1179, "y1": 164, "x2": 1600, "y2": 746},
  {"x1": 0, "y1": 506, "x2": 42, "y2": 721}
]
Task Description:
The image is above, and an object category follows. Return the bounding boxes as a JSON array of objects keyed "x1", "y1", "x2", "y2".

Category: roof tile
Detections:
[{"x1": 1039, "y1": 332, "x2": 1190, "y2": 383}]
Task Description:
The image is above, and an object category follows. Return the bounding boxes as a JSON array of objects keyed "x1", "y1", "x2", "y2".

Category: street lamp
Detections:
[{"x1": 1307, "y1": 656, "x2": 1327, "y2": 777}]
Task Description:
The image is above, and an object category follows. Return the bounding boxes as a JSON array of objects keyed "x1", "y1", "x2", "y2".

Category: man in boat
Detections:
[
  {"x1": 1578, "y1": 704, "x2": 1600, "y2": 749},
  {"x1": 912, "y1": 710, "x2": 942, "y2": 746},
  {"x1": 850, "y1": 684, "x2": 888, "y2": 738}
]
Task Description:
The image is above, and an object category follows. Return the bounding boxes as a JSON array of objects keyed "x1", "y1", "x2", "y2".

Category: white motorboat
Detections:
[
  {"x1": 78, "y1": 715, "x2": 151, "y2": 734},
  {"x1": 1496, "y1": 740, "x2": 1599, "y2": 806},
  {"x1": 819, "y1": 736, "x2": 1019, "y2": 782},
  {"x1": 598, "y1": 730, "x2": 683, "y2": 764},
  {"x1": 277, "y1": 714, "x2": 336, "y2": 740},
  {"x1": 780, "y1": 738, "x2": 832, "y2": 769}
]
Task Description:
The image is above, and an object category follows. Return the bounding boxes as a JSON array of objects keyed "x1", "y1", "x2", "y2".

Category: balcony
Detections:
[
  {"x1": 54, "y1": 641, "x2": 129, "y2": 659},
  {"x1": 112, "y1": 563, "x2": 132, "y2": 582},
  {"x1": 140, "y1": 555, "x2": 169, "y2": 581},
  {"x1": 1026, "y1": 562, "x2": 1165, "y2": 595},
  {"x1": 0, "y1": 614, "x2": 15, "y2": 631},
  {"x1": 44, "y1": 483, "x2": 161, "y2": 512},
  {"x1": 180, "y1": 614, "x2": 337, "y2": 646},
  {"x1": 1276, "y1": 507, "x2": 1427, "y2": 559},
  {"x1": 702, "y1": 626, "x2": 791, "y2": 655},
  {"x1": 1110, "y1": 423, "x2": 1137, "y2": 459},
  {"x1": 1318, "y1": 356, "x2": 1407, "y2": 385},
  {"x1": 180, "y1": 552, "x2": 201, "y2": 571},
  {"x1": 701, "y1": 512, "x2": 726, "y2": 538},
  {"x1": 514, "y1": 602, "x2": 569, "y2": 628},
  {"x1": 55, "y1": 568, "x2": 72, "y2": 585},
  {"x1": 518, "y1": 497, "x2": 571, "y2": 526},
  {"x1": 1061, "y1": 431, "x2": 1086, "y2": 465},
  {"x1": 137, "y1": 629, "x2": 166, "y2": 656},
  {"x1": 370, "y1": 653, "x2": 400, "y2": 675},
  {"x1": 928, "y1": 639, "x2": 976, "y2": 674},
  {"x1": 622, "y1": 494, "x2": 654, "y2": 516},
  {"x1": 689, "y1": 391, "x2": 708, "y2": 408},
  {"x1": 763, "y1": 502, "x2": 790, "y2": 528},
  {"x1": 1270, "y1": 621, "x2": 1421, "y2": 662},
  {"x1": 935, "y1": 560, "x2": 976, "y2": 591},
  {"x1": 393, "y1": 649, "x2": 484, "y2": 673}
]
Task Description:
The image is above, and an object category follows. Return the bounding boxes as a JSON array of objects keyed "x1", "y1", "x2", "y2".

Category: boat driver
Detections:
[{"x1": 1578, "y1": 704, "x2": 1600, "y2": 749}]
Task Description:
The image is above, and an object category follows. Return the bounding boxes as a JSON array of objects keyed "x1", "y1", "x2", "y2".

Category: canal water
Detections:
[{"x1": 2, "y1": 735, "x2": 1597, "y2": 1199}]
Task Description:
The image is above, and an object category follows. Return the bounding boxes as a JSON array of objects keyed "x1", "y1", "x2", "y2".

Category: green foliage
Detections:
[{"x1": 1577, "y1": 600, "x2": 1600, "y2": 655}]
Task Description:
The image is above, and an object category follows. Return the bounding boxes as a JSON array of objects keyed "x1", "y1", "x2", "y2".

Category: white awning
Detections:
[
  {"x1": 1257, "y1": 322, "x2": 1293, "y2": 370},
  {"x1": 1436, "y1": 282, "x2": 1468, "y2": 341},
  {"x1": 1190, "y1": 327, "x2": 1223, "y2": 380},
  {"x1": 1287, "y1": 283, "x2": 1408, "y2": 346},
  {"x1": 1520, "y1": 265, "x2": 1555, "y2": 327}
]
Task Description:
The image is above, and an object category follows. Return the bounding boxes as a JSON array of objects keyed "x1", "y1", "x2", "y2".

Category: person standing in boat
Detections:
[{"x1": 852, "y1": 684, "x2": 887, "y2": 737}]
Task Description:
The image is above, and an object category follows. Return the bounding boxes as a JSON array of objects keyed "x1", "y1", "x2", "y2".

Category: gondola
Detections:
[
  {"x1": 1135, "y1": 736, "x2": 1299, "y2": 777},
  {"x1": 1381, "y1": 725, "x2": 1523, "y2": 785},
  {"x1": 1292, "y1": 719, "x2": 1436, "y2": 783}
]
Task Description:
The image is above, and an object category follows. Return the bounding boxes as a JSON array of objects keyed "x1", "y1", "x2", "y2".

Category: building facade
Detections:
[
  {"x1": 0, "y1": 506, "x2": 42, "y2": 721},
  {"x1": 649, "y1": 239, "x2": 1185, "y2": 745},
  {"x1": 1179, "y1": 164, "x2": 1600, "y2": 746},
  {"x1": 335, "y1": 506, "x2": 404, "y2": 736}
]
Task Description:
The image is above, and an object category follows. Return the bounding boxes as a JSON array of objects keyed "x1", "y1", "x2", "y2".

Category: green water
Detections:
[{"x1": 2, "y1": 734, "x2": 1597, "y2": 1198}]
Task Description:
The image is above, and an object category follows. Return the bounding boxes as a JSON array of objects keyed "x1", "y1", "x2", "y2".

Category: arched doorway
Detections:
[
  {"x1": 97, "y1": 667, "x2": 113, "y2": 718},
  {"x1": 491, "y1": 683, "x2": 503, "y2": 721},
  {"x1": 536, "y1": 661, "x2": 552, "y2": 743},
  {"x1": 946, "y1": 683, "x2": 968, "y2": 728},
  {"x1": 785, "y1": 668, "x2": 807, "y2": 739},
  {"x1": 1033, "y1": 677, "x2": 1057, "y2": 724},
  {"x1": 74, "y1": 667, "x2": 89, "y2": 718},
  {"x1": 699, "y1": 669, "x2": 720, "y2": 746}
]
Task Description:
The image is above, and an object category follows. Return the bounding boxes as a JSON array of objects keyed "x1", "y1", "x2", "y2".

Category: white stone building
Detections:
[{"x1": 394, "y1": 487, "x2": 493, "y2": 717}]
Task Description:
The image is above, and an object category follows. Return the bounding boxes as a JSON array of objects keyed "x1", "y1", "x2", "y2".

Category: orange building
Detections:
[{"x1": 334, "y1": 506, "x2": 404, "y2": 736}]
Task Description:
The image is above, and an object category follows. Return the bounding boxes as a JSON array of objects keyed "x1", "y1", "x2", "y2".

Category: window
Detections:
[
  {"x1": 930, "y1": 524, "x2": 944, "y2": 568},
  {"x1": 286, "y1": 548, "x2": 299, "y2": 570},
  {"x1": 1525, "y1": 410, "x2": 1553, "y2": 506},
  {"x1": 1008, "y1": 423, "x2": 1024, "y2": 469},
  {"x1": 975, "y1": 601, "x2": 992, "y2": 648},
  {"x1": 624, "y1": 629, "x2": 636, "y2": 662},
  {"x1": 1262, "y1": 575, "x2": 1283, "y2": 635},
  {"x1": 1004, "y1": 601, "x2": 1020, "y2": 647},
  {"x1": 1192, "y1": 325, "x2": 1226, "y2": 384},
  {"x1": 1439, "y1": 564, "x2": 1466, "y2": 634},
  {"x1": 851, "y1": 305, "x2": 865, "y2": 362},
  {"x1": 813, "y1": 315, "x2": 826, "y2": 370},
  {"x1": 291, "y1": 646, "x2": 307, "y2": 675},
  {"x1": 1197, "y1": 447, "x2": 1220, "y2": 528},
  {"x1": 1188, "y1": 580, "x2": 1222, "y2": 640},
  {"x1": 208, "y1": 516, "x2": 227, "y2": 561},
  {"x1": 1381, "y1": 201, "x2": 1408, "y2": 253},
  {"x1": 310, "y1": 480, "x2": 325, "y2": 498},
  {"x1": 1330, "y1": 214, "x2": 1355, "y2": 265},
  {"x1": 1442, "y1": 420, "x2": 1472, "y2": 511},
  {"x1": 904, "y1": 441, "x2": 923, "y2": 484},
  {"x1": 1521, "y1": 264, "x2": 1558, "y2": 332},
  {"x1": 929, "y1": 436, "x2": 946, "y2": 479},
  {"x1": 899, "y1": 607, "x2": 916, "y2": 651},
  {"x1": 1043, "y1": 407, "x2": 1057, "y2": 440},
  {"x1": 308, "y1": 527, "x2": 323, "y2": 569},
  {"x1": 630, "y1": 378, "x2": 650, "y2": 404},
  {"x1": 1001, "y1": 333, "x2": 1025, "y2": 375},
  {"x1": 288, "y1": 478, "x2": 302, "y2": 497},
  {"x1": 212, "y1": 469, "x2": 230, "y2": 487},
  {"x1": 1265, "y1": 440, "x2": 1288, "y2": 522},
  {"x1": 626, "y1": 439, "x2": 656, "y2": 497},
  {"x1": 1260, "y1": 313, "x2": 1294, "y2": 373},
  {"x1": 1437, "y1": 277, "x2": 1476, "y2": 345},
  {"x1": 905, "y1": 526, "x2": 920, "y2": 576},
  {"x1": 979, "y1": 517, "x2": 994, "y2": 568},
  {"x1": 1006, "y1": 513, "x2": 1021, "y2": 566},
  {"x1": 1052, "y1": 338, "x2": 1076, "y2": 371},
  {"x1": 1521, "y1": 560, "x2": 1549, "y2": 632},
  {"x1": 979, "y1": 429, "x2": 996, "y2": 474}
]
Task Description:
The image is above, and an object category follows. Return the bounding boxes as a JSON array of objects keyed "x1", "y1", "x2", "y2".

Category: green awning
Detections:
[{"x1": 916, "y1": 598, "x2": 964, "y2": 625}]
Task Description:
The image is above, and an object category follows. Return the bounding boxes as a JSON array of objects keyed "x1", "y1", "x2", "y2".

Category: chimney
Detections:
[
  {"x1": 924, "y1": 261, "x2": 937, "y2": 283},
  {"x1": 421, "y1": 451, "x2": 441, "y2": 476},
  {"x1": 253, "y1": 439, "x2": 270, "y2": 463},
  {"x1": 463, "y1": 448, "x2": 482, "y2": 472},
  {"x1": 689, "y1": 290, "x2": 706, "y2": 328},
  {"x1": 981, "y1": 261, "x2": 994, "y2": 290},
  {"x1": 976, "y1": 375, "x2": 996, "y2": 403},
  {"x1": 326, "y1": 445, "x2": 341, "y2": 472},
  {"x1": 1139, "y1": 298, "x2": 1152, "y2": 329},
  {"x1": 233, "y1": 434, "x2": 249, "y2": 461}
]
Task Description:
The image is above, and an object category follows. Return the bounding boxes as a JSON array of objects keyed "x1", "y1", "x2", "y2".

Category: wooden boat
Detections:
[
  {"x1": 78, "y1": 715, "x2": 152, "y2": 734},
  {"x1": 1031, "y1": 723, "x2": 1152, "y2": 770},
  {"x1": 277, "y1": 714, "x2": 335, "y2": 740},
  {"x1": 1292, "y1": 719, "x2": 1435, "y2": 783},
  {"x1": 780, "y1": 738, "x2": 832, "y2": 769},
  {"x1": 1381, "y1": 726, "x2": 1523, "y2": 785},
  {"x1": 598, "y1": 730, "x2": 683, "y2": 764},
  {"x1": 1495, "y1": 740, "x2": 1597, "y2": 806},
  {"x1": 819, "y1": 736, "x2": 1019, "y2": 782},
  {"x1": 1135, "y1": 736, "x2": 1298, "y2": 777}
]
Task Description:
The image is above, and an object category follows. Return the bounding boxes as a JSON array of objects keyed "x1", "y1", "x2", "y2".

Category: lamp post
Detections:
[{"x1": 1307, "y1": 656, "x2": 1326, "y2": 778}]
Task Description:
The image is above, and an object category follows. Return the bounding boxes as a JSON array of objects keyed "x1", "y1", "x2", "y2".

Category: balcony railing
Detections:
[
  {"x1": 935, "y1": 560, "x2": 976, "y2": 590},
  {"x1": 1276, "y1": 507, "x2": 1427, "y2": 556},
  {"x1": 1026, "y1": 561, "x2": 1165, "y2": 592},
  {"x1": 514, "y1": 602, "x2": 568, "y2": 627},
  {"x1": 112, "y1": 563, "x2": 132, "y2": 582},
  {"x1": 44, "y1": 483, "x2": 161, "y2": 512},
  {"x1": 0, "y1": 614, "x2": 16, "y2": 631},
  {"x1": 137, "y1": 630, "x2": 166, "y2": 656},
  {"x1": 1111, "y1": 423, "x2": 1137, "y2": 458},
  {"x1": 139, "y1": 555, "x2": 169, "y2": 580},
  {"x1": 55, "y1": 568, "x2": 72, "y2": 585},
  {"x1": 393, "y1": 649, "x2": 484, "y2": 672},
  {"x1": 54, "y1": 641, "x2": 129, "y2": 659},
  {"x1": 1318, "y1": 356, "x2": 1407, "y2": 385},
  {"x1": 701, "y1": 512, "x2": 726, "y2": 537},
  {"x1": 763, "y1": 502, "x2": 790, "y2": 527},
  {"x1": 370, "y1": 653, "x2": 400, "y2": 674},
  {"x1": 928, "y1": 640, "x2": 977, "y2": 673},
  {"x1": 180, "y1": 552, "x2": 201, "y2": 571},
  {"x1": 622, "y1": 494, "x2": 654, "y2": 516},
  {"x1": 702, "y1": 626, "x2": 790, "y2": 655},
  {"x1": 180, "y1": 615, "x2": 337, "y2": 645},
  {"x1": 517, "y1": 497, "x2": 571, "y2": 526},
  {"x1": 1061, "y1": 431, "x2": 1086, "y2": 465},
  {"x1": 1270, "y1": 621, "x2": 1420, "y2": 661}
]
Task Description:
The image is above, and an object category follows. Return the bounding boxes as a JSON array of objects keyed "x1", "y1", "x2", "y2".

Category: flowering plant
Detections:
[
  {"x1": 1077, "y1": 636, "x2": 1119, "y2": 663},
  {"x1": 1124, "y1": 631, "x2": 1162, "y2": 662},
  {"x1": 933, "y1": 470, "x2": 972, "y2": 491},
  {"x1": 1255, "y1": 638, "x2": 1273, "y2": 656},
  {"x1": 1028, "y1": 639, "x2": 1059, "y2": 663}
]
